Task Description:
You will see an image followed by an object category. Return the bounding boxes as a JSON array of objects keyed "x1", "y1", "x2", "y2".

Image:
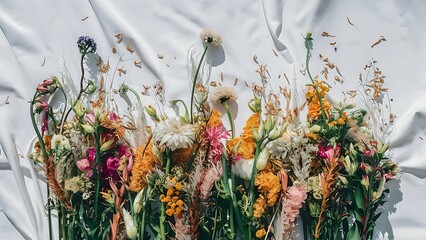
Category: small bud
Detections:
[
  {"x1": 73, "y1": 101, "x2": 84, "y2": 117},
  {"x1": 361, "y1": 175, "x2": 369, "y2": 190},
  {"x1": 361, "y1": 162, "x2": 373, "y2": 174},
  {"x1": 133, "y1": 189, "x2": 145, "y2": 214},
  {"x1": 265, "y1": 116, "x2": 274, "y2": 133},
  {"x1": 81, "y1": 124, "x2": 95, "y2": 133},
  {"x1": 309, "y1": 125, "x2": 321, "y2": 133},
  {"x1": 101, "y1": 139, "x2": 114, "y2": 152},
  {"x1": 122, "y1": 208, "x2": 138, "y2": 239},
  {"x1": 256, "y1": 149, "x2": 269, "y2": 171}
]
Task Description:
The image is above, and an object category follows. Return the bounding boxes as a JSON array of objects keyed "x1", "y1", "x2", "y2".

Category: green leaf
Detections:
[
  {"x1": 354, "y1": 186, "x2": 366, "y2": 211},
  {"x1": 347, "y1": 224, "x2": 362, "y2": 240}
]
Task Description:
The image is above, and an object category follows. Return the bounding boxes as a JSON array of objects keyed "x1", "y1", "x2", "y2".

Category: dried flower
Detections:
[
  {"x1": 210, "y1": 86, "x2": 237, "y2": 104},
  {"x1": 200, "y1": 29, "x2": 222, "y2": 47}
]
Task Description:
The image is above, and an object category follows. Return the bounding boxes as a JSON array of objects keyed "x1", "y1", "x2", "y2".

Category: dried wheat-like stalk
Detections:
[
  {"x1": 314, "y1": 161, "x2": 339, "y2": 239},
  {"x1": 45, "y1": 155, "x2": 72, "y2": 209}
]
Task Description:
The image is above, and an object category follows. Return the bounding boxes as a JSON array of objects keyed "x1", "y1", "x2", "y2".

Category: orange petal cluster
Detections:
[
  {"x1": 227, "y1": 113, "x2": 260, "y2": 159},
  {"x1": 129, "y1": 142, "x2": 157, "y2": 192}
]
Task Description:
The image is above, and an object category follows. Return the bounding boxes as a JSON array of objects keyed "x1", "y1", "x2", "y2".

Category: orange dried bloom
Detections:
[
  {"x1": 207, "y1": 109, "x2": 223, "y2": 127},
  {"x1": 255, "y1": 171, "x2": 281, "y2": 206},
  {"x1": 227, "y1": 113, "x2": 260, "y2": 159},
  {"x1": 306, "y1": 80, "x2": 331, "y2": 120},
  {"x1": 129, "y1": 142, "x2": 157, "y2": 192},
  {"x1": 306, "y1": 133, "x2": 318, "y2": 140},
  {"x1": 256, "y1": 228, "x2": 267, "y2": 238},
  {"x1": 253, "y1": 194, "x2": 267, "y2": 218}
]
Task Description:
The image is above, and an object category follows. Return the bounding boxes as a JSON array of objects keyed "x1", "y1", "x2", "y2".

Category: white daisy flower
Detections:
[
  {"x1": 152, "y1": 118, "x2": 196, "y2": 151},
  {"x1": 210, "y1": 86, "x2": 237, "y2": 104}
]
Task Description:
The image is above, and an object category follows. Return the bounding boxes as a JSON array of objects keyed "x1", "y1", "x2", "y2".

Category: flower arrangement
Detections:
[{"x1": 30, "y1": 30, "x2": 398, "y2": 240}]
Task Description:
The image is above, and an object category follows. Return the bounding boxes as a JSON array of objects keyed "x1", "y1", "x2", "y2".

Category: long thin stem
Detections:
[
  {"x1": 160, "y1": 150, "x2": 172, "y2": 240},
  {"x1": 94, "y1": 125, "x2": 101, "y2": 218},
  {"x1": 61, "y1": 54, "x2": 86, "y2": 133},
  {"x1": 248, "y1": 145, "x2": 262, "y2": 217},
  {"x1": 30, "y1": 93, "x2": 53, "y2": 240},
  {"x1": 305, "y1": 35, "x2": 328, "y2": 122},
  {"x1": 190, "y1": 45, "x2": 208, "y2": 123},
  {"x1": 223, "y1": 101, "x2": 235, "y2": 138}
]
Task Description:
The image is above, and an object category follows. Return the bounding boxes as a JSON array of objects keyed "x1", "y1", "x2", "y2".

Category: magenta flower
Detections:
[
  {"x1": 107, "y1": 157, "x2": 119, "y2": 171},
  {"x1": 87, "y1": 147, "x2": 96, "y2": 162}
]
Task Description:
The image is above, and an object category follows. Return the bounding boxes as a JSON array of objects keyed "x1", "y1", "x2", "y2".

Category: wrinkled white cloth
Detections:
[{"x1": 1, "y1": 0, "x2": 425, "y2": 239}]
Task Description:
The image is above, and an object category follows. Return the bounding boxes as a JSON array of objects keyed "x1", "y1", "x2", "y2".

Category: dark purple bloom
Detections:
[{"x1": 77, "y1": 36, "x2": 97, "y2": 54}]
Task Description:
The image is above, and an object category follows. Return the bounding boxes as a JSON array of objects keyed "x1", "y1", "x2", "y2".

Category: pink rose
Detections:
[
  {"x1": 77, "y1": 159, "x2": 91, "y2": 171},
  {"x1": 107, "y1": 157, "x2": 119, "y2": 171}
]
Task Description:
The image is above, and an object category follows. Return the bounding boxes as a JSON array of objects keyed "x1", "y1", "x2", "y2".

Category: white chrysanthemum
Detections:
[
  {"x1": 210, "y1": 86, "x2": 237, "y2": 104},
  {"x1": 232, "y1": 159, "x2": 254, "y2": 180},
  {"x1": 267, "y1": 135, "x2": 291, "y2": 160},
  {"x1": 152, "y1": 118, "x2": 196, "y2": 151},
  {"x1": 200, "y1": 29, "x2": 222, "y2": 47}
]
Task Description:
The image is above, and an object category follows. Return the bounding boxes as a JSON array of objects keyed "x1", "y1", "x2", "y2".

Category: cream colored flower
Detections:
[
  {"x1": 232, "y1": 159, "x2": 254, "y2": 180},
  {"x1": 51, "y1": 134, "x2": 71, "y2": 150},
  {"x1": 210, "y1": 86, "x2": 237, "y2": 104},
  {"x1": 152, "y1": 118, "x2": 196, "y2": 151},
  {"x1": 256, "y1": 149, "x2": 269, "y2": 171},
  {"x1": 122, "y1": 208, "x2": 138, "y2": 239},
  {"x1": 200, "y1": 29, "x2": 222, "y2": 47}
]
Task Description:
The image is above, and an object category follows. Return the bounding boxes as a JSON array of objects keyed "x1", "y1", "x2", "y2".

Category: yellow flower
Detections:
[
  {"x1": 253, "y1": 194, "x2": 266, "y2": 218},
  {"x1": 129, "y1": 142, "x2": 157, "y2": 192},
  {"x1": 207, "y1": 109, "x2": 223, "y2": 127},
  {"x1": 306, "y1": 133, "x2": 318, "y2": 140},
  {"x1": 255, "y1": 171, "x2": 281, "y2": 206},
  {"x1": 256, "y1": 228, "x2": 267, "y2": 238}
]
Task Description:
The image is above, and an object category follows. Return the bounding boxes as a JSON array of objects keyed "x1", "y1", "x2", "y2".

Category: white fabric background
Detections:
[{"x1": 0, "y1": 1, "x2": 425, "y2": 239}]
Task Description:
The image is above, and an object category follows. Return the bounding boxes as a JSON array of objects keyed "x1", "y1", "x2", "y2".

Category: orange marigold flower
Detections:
[
  {"x1": 306, "y1": 133, "x2": 318, "y2": 140},
  {"x1": 166, "y1": 208, "x2": 175, "y2": 216},
  {"x1": 255, "y1": 171, "x2": 281, "y2": 206},
  {"x1": 129, "y1": 142, "x2": 157, "y2": 192},
  {"x1": 306, "y1": 80, "x2": 331, "y2": 120},
  {"x1": 207, "y1": 109, "x2": 223, "y2": 127},
  {"x1": 256, "y1": 228, "x2": 267, "y2": 238},
  {"x1": 253, "y1": 194, "x2": 267, "y2": 218},
  {"x1": 227, "y1": 113, "x2": 260, "y2": 159}
]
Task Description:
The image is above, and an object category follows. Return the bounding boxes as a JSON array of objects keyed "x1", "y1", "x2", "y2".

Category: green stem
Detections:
[
  {"x1": 305, "y1": 34, "x2": 328, "y2": 122},
  {"x1": 212, "y1": 195, "x2": 219, "y2": 240},
  {"x1": 248, "y1": 145, "x2": 262, "y2": 217},
  {"x1": 30, "y1": 93, "x2": 53, "y2": 240},
  {"x1": 160, "y1": 150, "x2": 172, "y2": 240},
  {"x1": 60, "y1": 205, "x2": 67, "y2": 240},
  {"x1": 220, "y1": 155, "x2": 246, "y2": 239},
  {"x1": 190, "y1": 44, "x2": 209, "y2": 123},
  {"x1": 61, "y1": 54, "x2": 86, "y2": 132},
  {"x1": 94, "y1": 126, "x2": 101, "y2": 218},
  {"x1": 223, "y1": 101, "x2": 235, "y2": 138},
  {"x1": 171, "y1": 99, "x2": 190, "y2": 123}
]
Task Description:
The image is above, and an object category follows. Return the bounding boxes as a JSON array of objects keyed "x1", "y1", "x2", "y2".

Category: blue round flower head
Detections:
[{"x1": 77, "y1": 36, "x2": 97, "y2": 54}]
